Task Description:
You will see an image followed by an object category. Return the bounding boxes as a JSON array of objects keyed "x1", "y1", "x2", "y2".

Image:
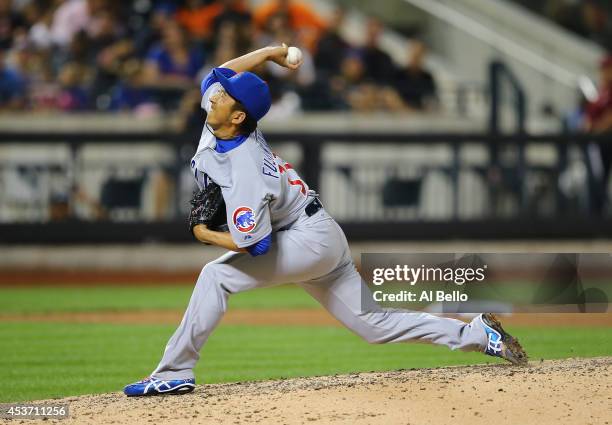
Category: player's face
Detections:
[{"x1": 208, "y1": 89, "x2": 238, "y2": 130}]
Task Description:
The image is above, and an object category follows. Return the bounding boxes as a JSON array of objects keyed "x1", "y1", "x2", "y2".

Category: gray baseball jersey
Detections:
[
  {"x1": 191, "y1": 79, "x2": 311, "y2": 248},
  {"x1": 149, "y1": 69, "x2": 488, "y2": 382}
]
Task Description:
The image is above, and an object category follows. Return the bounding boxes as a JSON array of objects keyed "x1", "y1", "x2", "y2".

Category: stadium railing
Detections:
[{"x1": 0, "y1": 131, "x2": 611, "y2": 243}]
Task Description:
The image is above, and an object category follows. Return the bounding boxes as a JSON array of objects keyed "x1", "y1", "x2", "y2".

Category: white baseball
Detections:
[{"x1": 286, "y1": 46, "x2": 303, "y2": 65}]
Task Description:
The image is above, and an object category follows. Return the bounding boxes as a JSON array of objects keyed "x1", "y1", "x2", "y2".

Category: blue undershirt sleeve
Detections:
[{"x1": 245, "y1": 233, "x2": 272, "y2": 257}]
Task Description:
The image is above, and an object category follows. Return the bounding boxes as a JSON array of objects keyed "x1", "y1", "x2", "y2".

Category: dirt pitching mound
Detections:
[{"x1": 25, "y1": 357, "x2": 611, "y2": 425}]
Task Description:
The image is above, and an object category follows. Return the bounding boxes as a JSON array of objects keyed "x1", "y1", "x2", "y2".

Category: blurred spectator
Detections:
[
  {"x1": 6, "y1": 39, "x2": 44, "y2": 89},
  {"x1": 130, "y1": 3, "x2": 174, "y2": 58},
  {"x1": 175, "y1": 0, "x2": 208, "y2": 41},
  {"x1": 585, "y1": 56, "x2": 612, "y2": 133},
  {"x1": 0, "y1": 50, "x2": 27, "y2": 110},
  {"x1": 0, "y1": 0, "x2": 25, "y2": 50},
  {"x1": 50, "y1": 0, "x2": 96, "y2": 47},
  {"x1": 28, "y1": 56, "x2": 60, "y2": 111},
  {"x1": 28, "y1": 2, "x2": 55, "y2": 50},
  {"x1": 259, "y1": 12, "x2": 315, "y2": 87},
  {"x1": 559, "y1": 0, "x2": 612, "y2": 49},
  {"x1": 580, "y1": 0, "x2": 612, "y2": 50},
  {"x1": 87, "y1": 8, "x2": 124, "y2": 52},
  {"x1": 394, "y1": 40, "x2": 437, "y2": 110},
  {"x1": 88, "y1": 9, "x2": 134, "y2": 109},
  {"x1": 210, "y1": 0, "x2": 252, "y2": 46},
  {"x1": 255, "y1": 12, "x2": 315, "y2": 117},
  {"x1": 329, "y1": 50, "x2": 367, "y2": 110},
  {"x1": 56, "y1": 61, "x2": 89, "y2": 110},
  {"x1": 541, "y1": 0, "x2": 612, "y2": 50},
  {"x1": 254, "y1": 0, "x2": 326, "y2": 51},
  {"x1": 0, "y1": 0, "x2": 432, "y2": 115},
  {"x1": 361, "y1": 18, "x2": 395, "y2": 82},
  {"x1": 329, "y1": 49, "x2": 407, "y2": 112},
  {"x1": 109, "y1": 59, "x2": 152, "y2": 112},
  {"x1": 176, "y1": 0, "x2": 250, "y2": 46},
  {"x1": 52, "y1": 29, "x2": 91, "y2": 80},
  {"x1": 314, "y1": 7, "x2": 349, "y2": 77},
  {"x1": 176, "y1": 0, "x2": 215, "y2": 41},
  {"x1": 584, "y1": 54, "x2": 612, "y2": 213},
  {"x1": 200, "y1": 19, "x2": 254, "y2": 79},
  {"x1": 140, "y1": 20, "x2": 206, "y2": 111},
  {"x1": 173, "y1": 87, "x2": 202, "y2": 135},
  {"x1": 142, "y1": 21, "x2": 205, "y2": 89}
]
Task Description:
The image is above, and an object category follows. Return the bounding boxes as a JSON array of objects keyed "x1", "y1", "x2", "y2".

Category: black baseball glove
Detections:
[{"x1": 188, "y1": 182, "x2": 228, "y2": 235}]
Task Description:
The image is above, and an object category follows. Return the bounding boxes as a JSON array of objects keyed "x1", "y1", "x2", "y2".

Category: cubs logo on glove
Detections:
[{"x1": 188, "y1": 181, "x2": 229, "y2": 235}]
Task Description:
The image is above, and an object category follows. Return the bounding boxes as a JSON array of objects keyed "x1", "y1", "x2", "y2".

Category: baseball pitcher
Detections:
[{"x1": 124, "y1": 44, "x2": 527, "y2": 397}]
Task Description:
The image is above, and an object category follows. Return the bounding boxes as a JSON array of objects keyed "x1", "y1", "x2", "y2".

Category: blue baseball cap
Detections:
[{"x1": 213, "y1": 69, "x2": 272, "y2": 121}]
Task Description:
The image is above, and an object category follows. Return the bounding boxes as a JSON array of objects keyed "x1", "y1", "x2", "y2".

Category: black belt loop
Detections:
[{"x1": 305, "y1": 197, "x2": 323, "y2": 217}]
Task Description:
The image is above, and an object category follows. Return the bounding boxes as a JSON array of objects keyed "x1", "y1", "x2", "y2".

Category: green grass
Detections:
[
  {"x1": 1, "y1": 286, "x2": 610, "y2": 402},
  {"x1": 0, "y1": 284, "x2": 319, "y2": 314},
  {"x1": 1, "y1": 322, "x2": 610, "y2": 403}
]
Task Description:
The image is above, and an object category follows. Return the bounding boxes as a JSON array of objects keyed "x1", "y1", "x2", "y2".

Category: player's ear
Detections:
[{"x1": 231, "y1": 110, "x2": 246, "y2": 125}]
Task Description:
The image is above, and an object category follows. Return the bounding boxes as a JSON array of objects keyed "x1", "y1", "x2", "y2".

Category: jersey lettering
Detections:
[
  {"x1": 274, "y1": 153, "x2": 308, "y2": 196},
  {"x1": 261, "y1": 142, "x2": 279, "y2": 178}
]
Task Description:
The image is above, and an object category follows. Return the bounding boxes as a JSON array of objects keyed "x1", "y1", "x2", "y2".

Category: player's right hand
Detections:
[{"x1": 268, "y1": 43, "x2": 303, "y2": 70}]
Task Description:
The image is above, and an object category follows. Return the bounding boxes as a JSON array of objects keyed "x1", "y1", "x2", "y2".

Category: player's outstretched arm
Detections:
[
  {"x1": 220, "y1": 43, "x2": 302, "y2": 73},
  {"x1": 193, "y1": 224, "x2": 247, "y2": 253}
]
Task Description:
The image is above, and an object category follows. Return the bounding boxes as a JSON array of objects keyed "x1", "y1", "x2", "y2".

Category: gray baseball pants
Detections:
[{"x1": 152, "y1": 210, "x2": 487, "y2": 380}]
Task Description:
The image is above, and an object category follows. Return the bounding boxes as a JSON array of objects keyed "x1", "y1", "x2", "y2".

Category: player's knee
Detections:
[
  {"x1": 200, "y1": 263, "x2": 237, "y2": 295},
  {"x1": 197, "y1": 263, "x2": 224, "y2": 290}
]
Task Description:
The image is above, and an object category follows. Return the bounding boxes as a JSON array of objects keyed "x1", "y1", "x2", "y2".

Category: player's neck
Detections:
[{"x1": 213, "y1": 125, "x2": 240, "y2": 140}]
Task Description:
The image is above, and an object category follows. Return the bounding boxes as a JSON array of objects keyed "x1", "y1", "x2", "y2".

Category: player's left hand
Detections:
[
  {"x1": 188, "y1": 183, "x2": 228, "y2": 236},
  {"x1": 268, "y1": 43, "x2": 303, "y2": 70}
]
